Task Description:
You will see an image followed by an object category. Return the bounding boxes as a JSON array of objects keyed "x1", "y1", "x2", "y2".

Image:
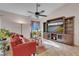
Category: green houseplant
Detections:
[
  {"x1": 55, "y1": 26, "x2": 63, "y2": 33},
  {"x1": 0, "y1": 28, "x2": 10, "y2": 40}
]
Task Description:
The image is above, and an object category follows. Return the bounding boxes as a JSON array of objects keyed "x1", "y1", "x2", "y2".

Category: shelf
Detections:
[{"x1": 43, "y1": 16, "x2": 74, "y2": 46}]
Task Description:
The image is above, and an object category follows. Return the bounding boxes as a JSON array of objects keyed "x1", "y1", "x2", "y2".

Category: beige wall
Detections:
[
  {"x1": 1, "y1": 20, "x2": 21, "y2": 34},
  {"x1": 1, "y1": 19, "x2": 31, "y2": 38},
  {"x1": 40, "y1": 4, "x2": 79, "y2": 46}
]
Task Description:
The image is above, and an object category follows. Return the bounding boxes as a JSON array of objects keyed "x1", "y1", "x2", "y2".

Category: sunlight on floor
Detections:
[{"x1": 42, "y1": 39, "x2": 61, "y2": 48}]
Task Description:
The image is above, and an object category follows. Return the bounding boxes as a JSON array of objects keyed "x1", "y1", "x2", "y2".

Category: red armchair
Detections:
[{"x1": 10, "y1": 36, "x2": 36, "y2": 56}]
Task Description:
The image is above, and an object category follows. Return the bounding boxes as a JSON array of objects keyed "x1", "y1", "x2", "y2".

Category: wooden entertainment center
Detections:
[{"x1": 43, "y1": 16, "x2": 75, "y2": 45}]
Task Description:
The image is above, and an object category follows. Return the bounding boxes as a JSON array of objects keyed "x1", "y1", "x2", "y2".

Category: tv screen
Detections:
[{"x1": 48, "y1": 22, "x2": 63, "y2": 33}]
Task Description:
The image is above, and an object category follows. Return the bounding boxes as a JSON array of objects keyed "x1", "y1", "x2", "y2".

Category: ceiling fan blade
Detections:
[
  {"x1": 39, "y1": 10, "x2": 45, "y2": 13},
  {"x1": 28, "y1": 11, "x2": 35, "y2": 14},
  {"x1": 39, "y1": 15, "x2": 47, "y2": 17}
]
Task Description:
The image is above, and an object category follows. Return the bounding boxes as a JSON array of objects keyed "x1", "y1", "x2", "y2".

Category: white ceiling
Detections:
[{"x1": 0, "y1": 3, "x2": 65, "y2": 23}]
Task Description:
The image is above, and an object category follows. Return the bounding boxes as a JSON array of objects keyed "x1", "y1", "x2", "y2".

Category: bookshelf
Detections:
[
  {"x1": 43, "y1": 16, "x2": 75, "y2": 45},
  {"x1": 63, "y1": 16, "x2": 74, "y2": 45}
]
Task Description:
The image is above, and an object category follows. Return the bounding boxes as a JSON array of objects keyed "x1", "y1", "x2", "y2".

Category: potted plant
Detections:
[
  {"x1": 0, "y1": 28, "x2": 10, "y2": 51},
  {"x1": 0, "y1": 28, "x2": 10, "y2": 41},
  {"x1": 55, "y1": 26, "x2": 63, "y2": 33}
]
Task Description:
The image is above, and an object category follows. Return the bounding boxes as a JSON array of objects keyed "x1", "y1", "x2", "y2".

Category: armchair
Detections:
[{"x1": 10, "y1": 37, "x2": 36, "y2": 56}]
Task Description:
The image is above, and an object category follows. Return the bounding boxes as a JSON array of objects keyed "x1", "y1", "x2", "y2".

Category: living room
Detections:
[{"x1": 0, "y1": 3, "x2": 79, "y2": 56}]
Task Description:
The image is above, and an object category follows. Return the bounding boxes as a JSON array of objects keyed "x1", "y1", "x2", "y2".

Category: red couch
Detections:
[{"x1": 10, "y1": 35, "x2": 36, "y2": 56}]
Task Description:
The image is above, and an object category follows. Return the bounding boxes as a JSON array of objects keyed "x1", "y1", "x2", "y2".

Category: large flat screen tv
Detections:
[{"x1": 48, "y1": 22, "x2": 63, "y2": 33}]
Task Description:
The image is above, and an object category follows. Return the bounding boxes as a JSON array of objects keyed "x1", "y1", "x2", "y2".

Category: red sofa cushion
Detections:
[
  {"x1": 11, "y1": 38, "x2": 22, "y2": 47},
  {"x1": 15, "y1": 39, "x2": 22, "y2": 45}
]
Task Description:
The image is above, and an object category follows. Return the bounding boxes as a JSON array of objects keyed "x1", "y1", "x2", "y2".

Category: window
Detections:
[{"x1": 31, "y1": 21, "x2": 40, "y2": 38}]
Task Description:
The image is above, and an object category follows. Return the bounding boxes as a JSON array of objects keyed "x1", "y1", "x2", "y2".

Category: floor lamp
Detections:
[{"x1": 20, "y1": 24, "x2": 23, "y2": 35}]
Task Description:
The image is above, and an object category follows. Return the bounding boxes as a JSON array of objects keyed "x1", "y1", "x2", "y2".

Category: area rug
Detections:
[{"x1": 36, "y1": 46, "x2": 47, "y2": 55}]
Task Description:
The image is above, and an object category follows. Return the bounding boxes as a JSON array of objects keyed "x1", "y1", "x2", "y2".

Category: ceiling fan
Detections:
[{"x1": 27, "y1": 3, "x2": 47, "y2": 18}]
